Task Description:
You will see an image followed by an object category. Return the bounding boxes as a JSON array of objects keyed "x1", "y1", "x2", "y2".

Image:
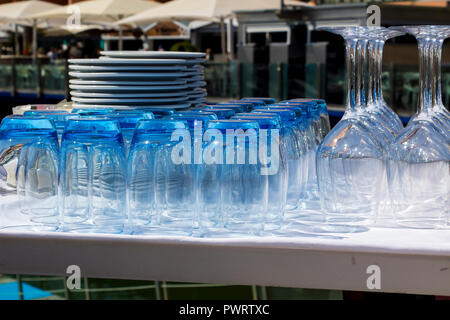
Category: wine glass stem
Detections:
[
  {"x1": 367, "y1": 40, "x2": 377, "y2": 105},
  {"x1": 345, "y1": 39, "x2": 358, "y2": 113},
  {"x1": 375, "y1": 40, "x2": 384, "y2": 104},
  {"x1": 368, "y1": 39, "x2": 383, "y2": 106},
  {"x1": 417, "y1": 38, "x2": 432, "y2": 114},
  {"x1": 356, "y1": 39, "x2": 367, "y2": 110},
  {"x1": 431, "y1": 39, "x2": 443, "y2": 108}
]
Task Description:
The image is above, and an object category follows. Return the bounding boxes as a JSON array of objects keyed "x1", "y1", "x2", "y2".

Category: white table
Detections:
[{"x1": 1, "y1": 195, "x2": 449, "y2": 296}]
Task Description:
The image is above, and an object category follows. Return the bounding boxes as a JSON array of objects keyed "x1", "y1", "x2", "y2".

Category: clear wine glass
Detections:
[
  {"x1": 387, "y1": 26, "x2": 450, "y2": 229},
  {"x1": 316, "y1": 26, "x2": 387, "y2": 225}
]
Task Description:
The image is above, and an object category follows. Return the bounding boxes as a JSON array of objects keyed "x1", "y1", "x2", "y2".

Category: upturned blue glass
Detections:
[
  {"x1": 0, "y1": 116, "x2": 59, "y2": 228},
  {"x1": 128, "y1": 119, "x2": 193, "y2": 234},
  {"x1": 199, "y1": 120, "x2": 266, "y2": 236},
  {"x1": 251, "y1": 109, "x2": 306, "y2": 211},
  {"x1": 105, "y1": 113, "x2": 153, "y2": 153},
  {"x1": 59, "y1": 118, "x2": 127, "y2": 233},
  {"x1": 242, "y1": 97, "x2": 277, "y2": 105},
  {"x1": 231, "y1": 115, "x2": 286, "y2": 231}
]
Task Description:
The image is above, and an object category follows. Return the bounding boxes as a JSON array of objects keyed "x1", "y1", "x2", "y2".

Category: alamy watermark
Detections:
[
  {"x1": 366, "y1": 264, "x2": 381, "y2": 290},
  {"x1": 366, "y1": 5, "x2": 381, "y2": 26},
  {"x1": 66, "y1": 264, "x2": 81, "y2": 290},
  {"x1": 66, "y1": 5, "x2": 82, "y2": 30}
]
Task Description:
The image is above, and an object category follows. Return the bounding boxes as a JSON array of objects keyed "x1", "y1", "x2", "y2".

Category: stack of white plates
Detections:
[{"x1": 69, "y1": 51, "x2": 207, "y2": 110}]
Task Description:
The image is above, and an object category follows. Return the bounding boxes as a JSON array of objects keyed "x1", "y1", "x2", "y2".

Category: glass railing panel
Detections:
[
  {"x1": 41, "y1": 62, "x2": 67, "y2": 95},
  {"x1": 15, "y1": 63, "x2": 39, "y2": 94}
]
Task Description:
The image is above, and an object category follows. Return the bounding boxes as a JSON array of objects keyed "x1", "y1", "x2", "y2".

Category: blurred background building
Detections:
[{"x1": 0, "y1": 0, "x2": 449, "y2": 118}]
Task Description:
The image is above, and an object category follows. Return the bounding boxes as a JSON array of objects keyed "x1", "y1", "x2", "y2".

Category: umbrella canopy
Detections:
[
  {"x1": 117, "y1": 0, "x2": 281, "y2": 25},
  {"x1": 30, "y1": 0, "x2": 160, "y2": 50},
  {"x1": 0, "y1": 1, "x2": 62, "y2": 59},
  {"x1": 0, "y1": 0, "x2": 60, "y2": 25},
  {"x1": 30, "y1": 0, "x2": 160, "y2": 23}
]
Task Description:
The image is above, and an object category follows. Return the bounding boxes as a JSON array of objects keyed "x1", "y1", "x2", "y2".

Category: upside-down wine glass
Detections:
[
  {"x1": 316, "y1": 26, "x2": 388, "y2": 227},
  {"x1": 387, "y1": 25, "x2": 450, "y2": 229}
]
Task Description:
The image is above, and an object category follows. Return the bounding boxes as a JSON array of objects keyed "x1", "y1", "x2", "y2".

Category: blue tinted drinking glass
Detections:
[
  {"x1": 218, "y1": 103, "x2": 253, "y2": 112},
  {"x1": 174, "y1": 111, "x2": 219, "y2": 121},
  {"x1": 17, "y1": 139, "x2": 59, "y2": 225},
  {"x1": 203, "y1": 105, "x2": 246, "y2": 113},
  {"x1": 24, "y1": 110, "x2": 69, "y2": 115},
  {"x1": 275, "y1": 103, "x2": 323, "y2": 205},
  {"x1": 135, "y1": 108, "x2": 174, "y2": 119},
  {"x1": 128, "y1": 120, "x2": 190, "y2": 233},
  {"x1": 167, "y1": 114, "x2": 216, "y2": 150},
  {"x1": 231, "y1": 115, "x2": 286, "y2": 231},
  {"x1": 252, "y1": 109, "x2": 306, "y2": 210},
  {"x1": 242, "y1": 97, "x2": 277, "y2": 105},
  {"x1": 255, "y1": 105, "x2": 319, "y2": 205},
  {"x1": 165, "y1": 114, "x2": 215, "y2": 231},
  {"x1": 263, "y1": 104, "x2": 322, "y2": 206},
  {"x1": 60, "y1": 118, "x2": 127, "y2": 233},
  {"x1": 0, "y1": 116, "x2": 59, "y2": 229},
  {"x1": 0, "y1": 116, "x2": 58, "y2": 195},
  {"x1": 236, "y1": 112, "x2": 282, "y2": 121},
  {"x1": 192, "y1": 108, "x2": 235, "y2": 119},
  {"x1": 71, "y1": 108, "x2": 116, "y2": 116},
  {"x1": 270, "y1": 103, "x2": 319, "y2": 153},
  {"x1": 285, "y1": 99, "x2": 331, "y2": 138},
  {"x1": 24, "y1": 111, "x2": 79, "y2": 144},
  {"x1": 228, "y1": 100, "x2": 265, "y2": 108},
  {"x1": 115, "y1": 109, "x2": 155, "y2": 118},
  {"x1": 106, "y1": 113, "x2": 153, "y2": 154},
  {"x1": 199, "y1": 120, "x2": 267, "y2": 236},
  {"x1": 278, "y1": 101, "x2": 322, "y2": 144}
]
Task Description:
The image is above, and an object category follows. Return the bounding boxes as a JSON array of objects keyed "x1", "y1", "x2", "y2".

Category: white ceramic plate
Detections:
[
  {"x1": 69, "y1": 84, "x2": 189, "y2": 92},
  {"x1": 69, "y1": 58, "x2": 187, "y2": 65},
  {"x1": 71, "y1": 96, "x2": 188, "y2": 104},
  {"x1": 188, "y1": 65, "x2": 205, "y2": 71},
  {"x1": 97, "y1": 57, "x2": 206, "y2": 65},
  {"x1": 69, "y1": 79, "x2": 187, "y2": 86},
  {"x1": 69, "y1": 65, "x2": 187, "y2": 72},
  {"x1": 72, "y1": 103, "x2": 191, "y2": 110},
  {"x1": 187, "y1": 76, "x2": 205, "y2": 82},
  {"x1": 183, "y1": 71, "x2": 204, "y2": 77},
  {"x1": 187, "y1": 81, "x2": 207, "y2": 88},
  {"x1": 101, "y1": 51, "x2": 206, "y2": 59},
  {"x1": 69, "y1": 71, "x2": 186, "y2": 79},
  {"x1": 70, "y1": 91, "x2": 189, "y2": 98},
  {"x1": 189, "y1": 93, "x2": 207, "y2": 99}
]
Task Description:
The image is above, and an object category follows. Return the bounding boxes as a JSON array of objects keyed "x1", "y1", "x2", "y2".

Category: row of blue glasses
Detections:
[{"x1": 0, "y1": 96, "x2": 329, "y2": 235}]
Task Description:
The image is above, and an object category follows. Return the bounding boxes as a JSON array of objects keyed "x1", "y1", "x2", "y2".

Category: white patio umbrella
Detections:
[
  {"x1": 0, "y1": 0, "x2": 61, "y2": 59},
  {"x1": 30, "y1": 0, "x2": 160, "y2": 50},
  {"x1": 117, "y1": 0, "x2": 281, "y2": 59}
]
